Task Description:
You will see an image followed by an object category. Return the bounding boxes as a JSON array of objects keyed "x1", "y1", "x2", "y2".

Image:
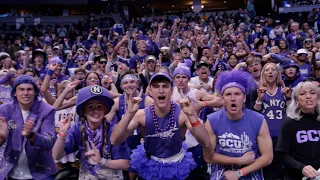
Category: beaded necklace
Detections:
[
  {"x1": 150, "y1": 101, "x2": 176, "y2": 139},
  {"x1": 122, "y1": 91, "x2": 139, "y2": 114}
]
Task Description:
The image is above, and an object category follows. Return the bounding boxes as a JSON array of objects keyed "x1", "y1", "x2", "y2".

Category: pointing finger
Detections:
[
  {"x1": 137, "y1": 90, "x2": 143, "y2": 98},
  {"x1": 179, "y1": 89, "x2": 185, "y2": 99},
  {"x1": 90, "y1": 141, "x2": 97, "y2": 151},
  {"x1": 281, "y1": 80, "x2": 286, "y2": 88},
  {"x1": 86, "y1": 141, "x2": 92, "y2": 150}
]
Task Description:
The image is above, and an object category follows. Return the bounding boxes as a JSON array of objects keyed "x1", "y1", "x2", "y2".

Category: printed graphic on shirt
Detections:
[
  {"x1": 296, "y1": 130, "x2": 320, "y2": 143},
  {"x1": 261, "y1": 98, "x2": 286, "y2": 120},
  {"x1": 145, "y1": 124, "x2": 179, "y2": 139},
  {"x1": 217, "y1": 132, "x2": 253, "y2": 154}
]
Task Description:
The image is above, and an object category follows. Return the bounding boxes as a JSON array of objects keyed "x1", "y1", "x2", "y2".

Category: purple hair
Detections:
[{"x1": 215, "y1": 70, "x2": 255, "y2": 95}]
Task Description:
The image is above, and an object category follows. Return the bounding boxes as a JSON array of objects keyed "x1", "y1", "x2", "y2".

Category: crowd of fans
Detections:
[{"x1": 0, "y1": 4, "x2": 320, "y2": 180}]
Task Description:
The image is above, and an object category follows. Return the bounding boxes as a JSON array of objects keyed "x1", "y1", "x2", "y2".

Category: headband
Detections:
[
  {"x1": 121, "y1": 74, "x2": 138, "y2": 84},
  {"x1": 220, "y1": 82, "x2": 246, "y2": 94}
]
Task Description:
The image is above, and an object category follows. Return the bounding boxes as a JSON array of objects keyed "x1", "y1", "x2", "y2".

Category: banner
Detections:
[
  {"x1": 34, "y1": 18, "x2": 40, "y2": 26},
  {"x1": 16, "y1": 18, "x2": 24, "y2": 30}
]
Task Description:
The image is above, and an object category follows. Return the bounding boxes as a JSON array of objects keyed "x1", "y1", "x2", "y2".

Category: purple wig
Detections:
[{"x1": 215, "y1": 70, "x2": 255, "y2": 95}]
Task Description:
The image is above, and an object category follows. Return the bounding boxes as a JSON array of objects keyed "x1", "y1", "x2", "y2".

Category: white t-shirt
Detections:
[
  {"x1": 189, "y1": 76, "x2": 214, "y2": 94},
  {"x1": 9, "y1": 110, "x2": 32, "y2": 179}
]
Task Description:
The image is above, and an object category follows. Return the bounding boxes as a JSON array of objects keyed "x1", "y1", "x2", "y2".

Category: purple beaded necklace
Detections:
[
  {"x1": 150, "y1": 101, "x2": 176, "y2": 139},
  {"x1": 122, "y1": 91, "x2": 139, "y2": 114}
]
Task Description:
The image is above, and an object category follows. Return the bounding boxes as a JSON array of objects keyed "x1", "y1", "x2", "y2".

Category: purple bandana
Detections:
[
  {"x1": 84, "y1": 121, "x2": 103, "y2": 150},
  {"x1": 83, "y1": 121, "x2": 104, "y2": 175}
]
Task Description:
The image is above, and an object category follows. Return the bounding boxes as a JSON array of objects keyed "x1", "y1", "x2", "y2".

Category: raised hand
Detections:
[
  {"x1": 65, "y1": 80, "x2": 80, "y2": 93},
  {"x1": 257, "y1": 83, "x2": 267, "y2": 100},
  {"x1": 127, "y1": 90, "x2": 143, "y2": 114},
  {"x1": 178, "y1": 89, "x2": 196, "y2": 116},
  {"x1": 49, "y1": 62, "x2": 58, "y2": 71},
  {"x1": 0, "y1": 117, "x2": 8, "y2": 141},
  {"x1": 22, "y1": 120, "x2": 35, "y2": 138},
  {"x1": 58, "y1": 114, "x2": 73, "y2": 134},
  {"x1": 281, "y1": 80, "x2": 291, "y2": 99},
  {"x1": 85, "y1": 141, "x2": 102, "y2": 165},
  {"x1": 239, "y1": 151, "x2": 255, "y2": 165}
]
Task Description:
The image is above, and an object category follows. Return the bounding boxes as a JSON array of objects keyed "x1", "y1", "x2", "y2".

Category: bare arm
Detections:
[
  {"x1": 56, "y1": 96, "x2": 77, "y2": 110},
  {"x1": 101, "y1": 159, "x2": 130, "y2": 170},
  {"x1": 241, "y1": 120, "x2": 273, "y2": 175},
  {"x1": 106, "y1": 98, "x2": 119, "y2": 122},
  {"x1": 110, "y1": 110, "x2": 142, "y2": 145},
  {"x1": 183, "y1": 112, "x2": 211, "y2": 151},
  {"x1": 40, "y1": 74, "x2": 57, "y2": 105},
  {"x1": 197, "y1": 91, "x2": 224, "y2": 107}
]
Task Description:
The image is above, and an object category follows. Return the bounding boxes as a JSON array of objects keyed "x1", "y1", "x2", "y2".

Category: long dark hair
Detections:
[{"x1": 85, "y1": 72, "x2": 101, "y2": 86}]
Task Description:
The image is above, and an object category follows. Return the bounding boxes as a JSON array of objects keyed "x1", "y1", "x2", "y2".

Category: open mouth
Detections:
[
  {"x1": 253, "y1": 69, "x2": 258, "y2": 73},
  {"x1": 230, "y1": 103, "x2": 237, "y2": 111},
  {"x1": 158, "y1": 96, "x2": 166, "y2": 100},
  {"x1": 91, "y1": 114, "x2": 101, "y2": 118}
]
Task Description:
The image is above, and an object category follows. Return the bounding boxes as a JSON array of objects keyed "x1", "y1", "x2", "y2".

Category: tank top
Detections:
[
  {"x1": 116, "y1": 93, "x2": 146, "y2": 124},
  {"x1": 208, "y1": 108, "x2": 264, "y2": 180},
  {"x1": 144, "y1": 103, "x2": 182, "y2": 158},
  {"x1": 172, "y1": 87, "x2": 197, "y2": 103},
  {"x1": 172, "y1": 87, "x2": 198, "y2": 148},
  {"x1": 261, "y1": 87, "x2": 286, "y2": 138}
]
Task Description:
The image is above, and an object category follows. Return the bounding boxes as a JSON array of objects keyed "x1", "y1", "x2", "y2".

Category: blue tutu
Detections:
[{"x1": 130, "y1": 143, "x2": 197, "y2": 180}]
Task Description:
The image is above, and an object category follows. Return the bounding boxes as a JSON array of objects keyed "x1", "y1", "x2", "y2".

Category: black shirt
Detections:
[{"x1": 276, "y1": 113, "x2": 320, "y2": 179}]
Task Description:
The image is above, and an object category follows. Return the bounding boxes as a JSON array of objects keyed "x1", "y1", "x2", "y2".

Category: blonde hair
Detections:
[
  {"x1": 287, "y1": 81, "x2": 320, "y2": 121},
  {"x1": 57, "y1": 80, "x2": 75, "y2": 98},
  {"x1": 261, "y1": 63, "x2": 282, "y2": 87}
]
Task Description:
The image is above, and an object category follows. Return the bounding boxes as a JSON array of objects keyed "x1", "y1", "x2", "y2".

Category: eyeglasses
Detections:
[{"x1": 304, "y1": 40, "x2": 312, "y2": 44}]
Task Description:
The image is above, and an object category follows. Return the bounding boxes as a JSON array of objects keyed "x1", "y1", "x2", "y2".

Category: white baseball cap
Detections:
[{"x1": 297, "y1": 49, "x2": 308, "y2": 55}]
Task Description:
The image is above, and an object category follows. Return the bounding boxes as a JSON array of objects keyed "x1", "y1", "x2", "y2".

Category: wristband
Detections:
[
  {"x1": 57, "y1": 134, "x2": 66, "y2": 140},
  {"x1": 99, "y1": 158, "x2": 108, "y2": 166},
  {"x1": 255, "y1": 100, "x2": 262, "y2": 105},
  {"x1": 58, "y1": 132, "x2": 67, "y2": 138},
  {"x1": 240, "y1": 168, "x2": 246, "y2": 176},
  {"x1": 202, "y1": 101, "x2": 208, "y2": 107},
  {"x1": 47, "y1": 69, "x2": 54, "y2": 76},
  {"x1": 191, "y1": 119, "x2": 201, "y2": 127}
]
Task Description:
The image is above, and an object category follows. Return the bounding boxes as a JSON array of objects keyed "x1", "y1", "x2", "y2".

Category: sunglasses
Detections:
[
  {"x1": 226, "y1": 44, "x2": 233, "y2": 47},
  {"x1": 99, "y1": 61, "x2": 107, "y2": 64},
  {"x1": 304, "y1": 40, "x2": 312, "y2": 44},
  {"x1": 298, "y1": 53, "x2": 307, "y2": 56}
]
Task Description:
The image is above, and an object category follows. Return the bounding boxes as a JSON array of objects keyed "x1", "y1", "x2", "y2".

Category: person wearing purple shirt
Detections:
[
  {"x1": 286, "y1": 22, "x2": 306, "y2": 51},
  {"x1": 0, "y1": 75, "x2": 56, "y2": 180},
  {"x1": 52, "y1": 85, "x2": 130, "y2": 179},
  {"x1": 253, "y1": 63, "x2": 291, "y2": 179},
  {"x1": 32, "y1": 49, "x2": 47, "y2": 77},
  {"x1": 203, "y1": 70, "x2": 273, "y2": 180},
  {"x1": 44, "y1": 56, "x2": 68, "y2": 84},
  {"x1": 129, "y1": 40, "x2": 147, "y2": 70},
  {"x1": 110, "y1": 72, "x2": 212, "y2": 180}
]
